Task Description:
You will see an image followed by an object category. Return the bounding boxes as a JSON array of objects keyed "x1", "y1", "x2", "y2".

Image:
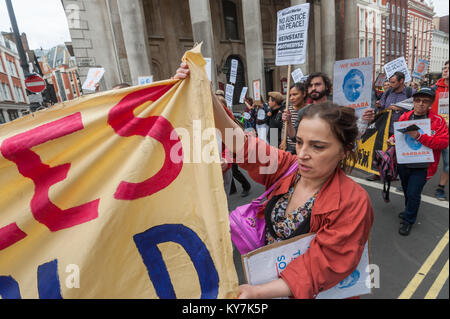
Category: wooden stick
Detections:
[{"x1": 280, "y1": 64, "x2": 291, "y2": 151}]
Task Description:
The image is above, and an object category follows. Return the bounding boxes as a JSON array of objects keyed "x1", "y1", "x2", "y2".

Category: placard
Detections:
[
  {"x1": 253, "y1": 80, "x2": 261, "y2": 101},
  {"x1": 230, "y1": 59, "x2": 238, "y2": 84},
  {"x1": 204, "y1": 57, "x2": 212, "y2": 81},
  {"x1": 438, "y1": 92, "x2": 449, "y2": 123},
  {"x1": 275, "y1": 3, "x2": 310, "y2": 66},
  {"x1": 291, "y1": 68, "x2": 304, "y2": 83},
  {"x1": 82, "y1": 68, "x2": 105, "y2": 91},
  {"x1": 242, "y1": 233, "x2": 371, "y2": 299},
  {"x1": 392, "y1": 97, "x2": 414, "y2": 111},
  {"x1": 374, "y1": 73, "x2": 387, "y2": 87},
  {"x1": 239, "y1": 87, "x2": 248, "y2": 103},
  {"x1": 394, "y1": 119, "x2": 434, "y2": 164},
  {"x1": 412, "y1": 59, "x2": 429, "y2": 79},
  {"x1": 225, "y1": 83, "x2": 234, "y2": 108},
  {"x1": 384, "y1": 57, "x2": 411, "y2": 83},
  {"x1": 333, "y1": 57, "x2": 373, "y2": 118}
]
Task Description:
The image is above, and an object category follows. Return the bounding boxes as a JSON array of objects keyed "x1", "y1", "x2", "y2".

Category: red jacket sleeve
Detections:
[
  {"x1": 280, "y1": 183, "x2": 374, "y2": 299},
  {"x1": 234, "y1": 134, "x2": 297, "y2": 190},
  {"x1": 417, "y1": 114, "x2": 449, "y2": 151}
]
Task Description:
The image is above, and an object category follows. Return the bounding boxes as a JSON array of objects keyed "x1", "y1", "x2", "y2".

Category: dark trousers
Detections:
[
  {"x1": 230, "y1": 163, "x2": 251, "y2": 194},
  {"x1": 398, "y1": 165, "x2": 428, "y2": 225}
]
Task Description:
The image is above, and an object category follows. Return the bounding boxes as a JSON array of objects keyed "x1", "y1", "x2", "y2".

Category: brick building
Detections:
[
  {"x1": 37, "y1": 44, "x2": 82, "y2": 103},
  {"x1": 0, "y1": 33, "x2": 30, "y2": 125},
  {"x1": 406, "y1": 0, "x2": 434, "y2": 76}
]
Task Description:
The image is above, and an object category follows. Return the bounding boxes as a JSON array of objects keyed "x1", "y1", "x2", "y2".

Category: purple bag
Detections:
[{"x1": 229, "y1": 162, "x2": 298, "y2": 255}]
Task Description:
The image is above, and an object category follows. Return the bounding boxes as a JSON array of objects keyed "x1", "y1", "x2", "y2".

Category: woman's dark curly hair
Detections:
[{"x1": 300, "y1": 101, "x2": 359, "y2": 173}]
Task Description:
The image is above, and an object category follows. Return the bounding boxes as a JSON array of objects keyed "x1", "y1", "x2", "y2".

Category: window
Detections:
[
  {"x1": 368, "y1": 11, "x2": 373, "y2": 31},
  {"x1": 7, "y1": 109, "x2": 19, "y2": 121},
  {"x1": 7, "y1": 60, "x2": 18, "y2": 77},
  {"x1": 360, "y1": 8, "x2": 365, "y2": 30},
  {"x1": 0, "y1": 109, "x2": 6, "y2": 124},
  {"x1": 368, "y1": 40, "x2": 373, "y2": 57},
  {"x1": 0, "y1": 59, "x2": 4, "y2": 73},
  {"x1": 376, "y1": 41, "x2": 381, "y2": 64},
  {"x1": 222, "y1": 0, "x2": 239, "y2": 40},
  {"x1": 386, "y1": 37, "x2": 390, "y2": 54},
  {"x1": 360, "y1": 39, "x2": 365, "y2": 57},
  {"x1": 1, "y1": 83, "x2": 12, "y2": 100},
  {"x1": 14, "y1": 86, "x2": 24, "y2": 102}
]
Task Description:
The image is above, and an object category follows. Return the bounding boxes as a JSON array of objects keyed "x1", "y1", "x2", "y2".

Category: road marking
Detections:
[
  {"x1": 424, "y1": 259, "x2": 449, "y2": 299},
  {"x1": 398, "y1": 230, "x2": 449, "y2": 299},
  {"x1": 350, "y1": 176, "x2": 449, "y2": 209}
]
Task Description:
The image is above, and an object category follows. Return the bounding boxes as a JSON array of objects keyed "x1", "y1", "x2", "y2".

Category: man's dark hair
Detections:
[
  {"x1": 112, "y1": 83, "x2": 131, "y2": 89},
  {"x1": 305, "y1": 72, "x2": 332, "y2": 96},
  {"x1": 390, "y1": 71, "x2": 405, "y2": 82}
]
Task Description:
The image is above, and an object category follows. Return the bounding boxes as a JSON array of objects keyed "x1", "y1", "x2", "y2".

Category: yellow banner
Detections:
[
  {"x1": 0, "y1": 46, "x2": 239, "y2": 299},
  {"x1": 354, "y1": 110, "x2": 392, "y2": 174}
]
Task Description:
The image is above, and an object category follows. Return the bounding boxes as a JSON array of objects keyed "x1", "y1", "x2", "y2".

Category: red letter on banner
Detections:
[
  {"x1": 0, "y1": 223, "x2": 27, "y2": 251},
  {"x1": 0, "y1": 113, "x2": 99, "y2": 233},
  {"x1": 108, "y1": 84, "x2": 183, "y2": 200}
]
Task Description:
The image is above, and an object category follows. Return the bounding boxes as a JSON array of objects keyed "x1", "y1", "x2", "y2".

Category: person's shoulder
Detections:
[{"x1": 429, "y1": 112, "x2": 447, "y2": 127}]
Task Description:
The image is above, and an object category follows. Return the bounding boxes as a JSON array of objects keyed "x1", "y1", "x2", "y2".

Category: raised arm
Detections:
[{"x1": 174, "y1": 62, "x2": 245, "y2": 155}]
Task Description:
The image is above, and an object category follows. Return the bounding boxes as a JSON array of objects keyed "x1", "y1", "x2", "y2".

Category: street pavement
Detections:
[{"x1": 226, "y1": 161, "x2": 449, "y2": 299}]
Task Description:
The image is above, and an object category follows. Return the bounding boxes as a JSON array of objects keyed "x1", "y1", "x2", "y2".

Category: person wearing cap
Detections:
[
  {"x1": 431, "y1": 60, "x2": 449, "y2": 201},
  {"x1": 266, "y1": 91, "x2": 285, "y2": 147},
  {"x1": 387, "y1": 88, "x2": 449, "y2": 236},
  {"x1": 215, "y1": 89, "x2": 225, "y2": 97}
]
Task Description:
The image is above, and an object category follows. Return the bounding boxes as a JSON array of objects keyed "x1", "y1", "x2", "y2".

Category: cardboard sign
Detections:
[
  {"x1": 253, "y1": 80, "x2": 261, "y2": 101},
  {"x1": 291, "y1": 68, "x2": 304, "y2": 83},
  {"x1": 239, "y1": 87, "x2": 248, "y2": 103},
  {"x1": 374, "y1": 73, "x2": 387, "y2": 87},
  {"x1": 392, "y1": 97, "x2": 414, "y2": 111},
  {"x1": 230, "y1": 59, "x2": 238, "y2": 84},
  {"x1": 384, "y1": 57, "x2": 411, "y2": 83},
  {"x1": 275, "y1": 3, "x2": 310, "y2": 66},
  {"x1": 204, "y1": 57, "x2": 212, "y2": 81},
  {"x1": 333, "y1": 57, "x2": 373, "y2": 118},
  {"x1": 242, "y1": 233, "x2": 371, "y2": 299},
  {"x1": 394, "y1": 119, "x2": 434, "y2": 164},
  {"x1": 438, "y1": 92, "x2": 449, "y2": 123},
  {"x1": 412, "y1": 59, "x2": 429, "y2": 79},
  {"x1": 82, "y1": 68, "x2": 105, "y2": 91},
  {"x1": 225, "y1": 83, "x2": 234, "y2": 108}
]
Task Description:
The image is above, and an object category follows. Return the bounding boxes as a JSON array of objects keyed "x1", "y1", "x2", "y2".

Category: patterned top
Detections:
[{"x1": 266, "y1": 178, "x2": 318, "y2": 245}]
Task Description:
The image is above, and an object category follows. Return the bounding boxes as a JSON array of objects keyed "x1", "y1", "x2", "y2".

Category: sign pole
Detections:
[{"x1": 280, "y1": 65, "x2": 291, "y2": 151}]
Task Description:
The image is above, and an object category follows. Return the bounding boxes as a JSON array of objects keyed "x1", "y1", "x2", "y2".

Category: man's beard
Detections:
[{"x1": 309, "y1": 90, "x2": 326, "y2": 101}]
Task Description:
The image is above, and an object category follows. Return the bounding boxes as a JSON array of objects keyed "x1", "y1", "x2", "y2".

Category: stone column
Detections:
[
  {"x1": 188, "y1": 0, "x2": 217, "y2": 88},
  {"x1": 313, "y1": 0, "x2": 322, "y2": 72},
  {"x1": 343, "y1": 0, "x2": 358, "y2": 59},
  {"x1": 290, "y1": 0, "x2": 309, "y2": 75},
  {"x1": 242, "y1": 0, "x2": 266, "y2": 100},
  {"x1": 320, "y1": 0, "x2": 336, "y2": 78},
  {"x1": 117, "y1": 0, "x2": 152, "y2": 86}
]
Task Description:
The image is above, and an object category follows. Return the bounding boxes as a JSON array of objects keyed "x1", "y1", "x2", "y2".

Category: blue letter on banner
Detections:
[
  {"x1": 0, "y1": 276, "x2": 21, "y2": 299},
  {"x1": 37, "y1": 259, "x2": 62, "y2": 299},
  {"x1": 133, "y1": 224, "x2": 219, "y2": 299}
]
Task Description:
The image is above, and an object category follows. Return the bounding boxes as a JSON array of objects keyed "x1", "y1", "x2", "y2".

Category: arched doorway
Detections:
[{"x1": 224, "y1": 55, "x2": 246, "y2": 105}]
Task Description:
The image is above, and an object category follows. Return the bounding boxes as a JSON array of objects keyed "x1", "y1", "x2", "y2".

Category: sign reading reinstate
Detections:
[{"x1": 275, "y1": 3, "x2": 310, "y2": 66}]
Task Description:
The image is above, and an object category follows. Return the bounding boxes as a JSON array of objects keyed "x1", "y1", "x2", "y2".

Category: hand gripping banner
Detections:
[{"x1": 0, "y1": 45, "x2": 239, "y2": 299}]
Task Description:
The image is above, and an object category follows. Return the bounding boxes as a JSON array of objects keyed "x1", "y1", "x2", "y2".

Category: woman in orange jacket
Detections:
[{"x1": 174, "y1": 63, "x2": 374, "y2": 299}]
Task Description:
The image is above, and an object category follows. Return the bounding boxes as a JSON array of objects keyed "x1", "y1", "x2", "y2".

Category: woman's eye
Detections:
[{"x1": 313, "y1": 145, "x2": 324, "y2": 149}]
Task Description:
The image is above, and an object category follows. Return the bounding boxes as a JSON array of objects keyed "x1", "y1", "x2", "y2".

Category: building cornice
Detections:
[{"x1": 408, "y1": 1, "x2": 434, "y2": 17}]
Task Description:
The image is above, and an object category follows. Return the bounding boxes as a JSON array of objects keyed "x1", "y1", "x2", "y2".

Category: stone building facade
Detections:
[{"x1": 62, "y1": 0, "x2": 389, "y2": 105}]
